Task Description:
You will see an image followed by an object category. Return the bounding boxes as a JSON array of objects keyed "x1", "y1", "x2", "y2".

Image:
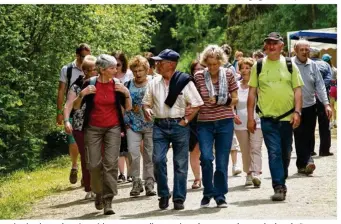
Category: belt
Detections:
[{"x1": 154, "y1": 117, "x2": 182, "y2": 122}]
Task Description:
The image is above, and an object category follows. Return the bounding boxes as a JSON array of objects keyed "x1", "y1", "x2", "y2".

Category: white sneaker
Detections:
[
  {"x1": 232, "y1": 166, "x2": 242, "y2": 176},
  {"x1": 252, "y1": 175, "x2": 261, "y2": 188},
  {"x1": 245, "y1": 175, "x2": 253, "y2": 186},
  {"x1": 85, "y1": 191, "x2": 95, "y2": 200}
]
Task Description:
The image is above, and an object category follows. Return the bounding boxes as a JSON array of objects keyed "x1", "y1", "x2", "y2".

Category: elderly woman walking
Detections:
[
  {"x1": 194, "y1": 45, "x2": 238, "y2": 208},
  {"x1": 73, "y1": 54, "x2": 132, "y2": 215}
]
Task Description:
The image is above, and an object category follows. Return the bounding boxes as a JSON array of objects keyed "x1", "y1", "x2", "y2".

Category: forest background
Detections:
[{"x1": 0, "y1": 4, "x2": 337, "y2": 174}]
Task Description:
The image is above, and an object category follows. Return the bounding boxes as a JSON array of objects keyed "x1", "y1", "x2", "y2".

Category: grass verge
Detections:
[{"x1": 0, "y1": 156, "x2": 72, "y2": 219}]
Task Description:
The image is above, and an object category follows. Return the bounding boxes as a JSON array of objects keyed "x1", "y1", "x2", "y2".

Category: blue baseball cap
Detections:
[
  {"x1": 152, "y1": 49, "x2": 180, "y2": 62},
  {"x1": 322, "y1": 53, "x2": 332, "y2": 62}
]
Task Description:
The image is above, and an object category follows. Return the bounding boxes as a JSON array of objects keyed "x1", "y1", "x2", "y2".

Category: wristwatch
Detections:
[{"x1": 294, "y1": 111, "x2": 301, "y2": 116}]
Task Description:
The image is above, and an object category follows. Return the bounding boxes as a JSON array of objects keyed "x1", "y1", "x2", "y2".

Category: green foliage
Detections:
[{"x1": 0, "y1": 4, "x2": 167, "y2": 173}]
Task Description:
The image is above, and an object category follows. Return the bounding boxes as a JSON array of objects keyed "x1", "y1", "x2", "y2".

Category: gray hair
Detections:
[
  {"x1": 294, "y1": 39, "x2": 310, "y2": 49},
  {"x1": 200, "y1": 45, "x2": 227, "y2": 66},
  {"x1": 96, "y1": 54, "x2": 117, "y2": 70}
]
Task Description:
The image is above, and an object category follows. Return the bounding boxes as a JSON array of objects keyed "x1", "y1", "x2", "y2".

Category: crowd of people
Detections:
[{"x1": 56, "y1": 32, "x2": 336, "y2": 215}]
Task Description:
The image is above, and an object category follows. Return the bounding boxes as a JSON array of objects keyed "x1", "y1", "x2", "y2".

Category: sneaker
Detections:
[
  {"x1": 252, "y1": 175, "x2": 261, "y2": 188},
  {"x1": 173, "y1": 200, "x2": 184, "y2": 210},
  {"x1": 103, "y1": 197, "x2": 115, "y2": 215},
  {"x1": 118, "y1": 173, "x2": 126, "y2": 183},
  {"x1": 94, "y1": 194, "x2": 104, "y2": 210},
  {"x1": 130, "y1": 178, "x2": 144, "y2": 197},
  {"x1": 69, "y1": 168, "x2": 78, "y2": 184},
  {"x1": 127, "y1": 176, "x2": 133, "y2": 182},
  {"x1": 271, "y1": 186, "x2": 286, "y2": 201},
  {"x1": 159, "y1": 195, "x2": 171, "y2": 210},
  {"x1": 216, "y1": 199, "x2": 228, "y2": 208},
  {"x1": 232, "y1": 166, "x2": 242, "y2": 176},
  {"x1": 191, "y1": 179, "x2": 201, "y2": 189},
  {"x1": 145, "y1": 179, "x2": 157, "y2": 196},
  {"x1": 200, "y1": 196, "x2": 211, "y2": 208},
  {"x1": 85, "y1": 191, "x2": 95, "y2": 200},
  {"x1": 305, "y1": 163, "x2": 316, "y2": 175},
  {"x1": 245, "y1": 175, "x2": 253, "y2": 186}
]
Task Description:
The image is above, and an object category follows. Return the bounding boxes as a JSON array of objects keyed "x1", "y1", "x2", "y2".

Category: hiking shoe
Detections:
[
  {"x1": 103, "y1": 197, "x2": 115, "y2": 215},
  {"x1": 305, "y1": 163, "x2": 316, "y2": 175},
  {"x1": 174, "y1": 200, "x2": 184, "y2": 210},
  {"x1": 130, "y1": 178, "x2": 144, "y2": 197},
  {"x1": 252, "y1": 175, "x2": 261, "y2": 188},
  {"x1": 200, "y1": 196, "x2": 211, "y2": 208},
  {"x1": 159, "y1": 195, "x2": 171, "y2": 210},
  {"x1": 145, "y1": 179, "x2": 157, "y2": 196},
  {"x1": 232, "y1": 166, "x2": 242, "y2": 176},
  {"x1": 245, "y1": 175, "x2": 253, "y2": 186},
  {"x1": 94, "y1": 194, "x2": 104, "y2": 210},
  {"x1": 85, "y1": 191, "x2": 95, "y2": 200},
  {"x1": 118, "y1": 173, "x2": 126, "y2": 183},
  {"x1": 127, "y1": 176, "x2": 133, "y2": 182},
  {"x1": 69, "y1": 168, "x2": 78, "y2": 184},
  {"x1": 271, "y1": 186, "x2": 286, "y2": 201},
  {"x1": 216, "y1": 199, "x2": 228, "y2": 208}
]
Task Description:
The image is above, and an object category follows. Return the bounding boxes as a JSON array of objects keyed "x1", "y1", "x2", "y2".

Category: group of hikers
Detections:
[{"x1": 56, "y1": 31, "x2": 336, "y2": 215}]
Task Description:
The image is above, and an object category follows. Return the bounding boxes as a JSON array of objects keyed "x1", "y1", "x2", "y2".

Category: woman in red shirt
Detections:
[{"x1": 73, "y1": 54, "x2": 132, "y2": 215}]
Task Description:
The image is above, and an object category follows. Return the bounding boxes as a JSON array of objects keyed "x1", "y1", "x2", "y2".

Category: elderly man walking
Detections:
[
  {"x1": 247, "y1": 32, "x2": 304, "y2": 201},
  {"x1": 292, "y1": 40, "x2": 332, "y2": 176},
  {"x1": 142, "y1": 49, "x2": 204, "y2": 210}
]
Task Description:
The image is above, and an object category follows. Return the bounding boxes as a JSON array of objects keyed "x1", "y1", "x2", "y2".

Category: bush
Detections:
[{"x1": 41, "y1": 131, "x2": 69, "y2": 162}]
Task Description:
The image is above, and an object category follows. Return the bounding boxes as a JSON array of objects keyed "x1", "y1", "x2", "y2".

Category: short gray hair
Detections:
[
  {"x1": 96, "y1": 54, "x2": 117, "y2": 70},
  {"x1": 200, "y1": 45, "x2": 227, "y2": 66},
  {"x1": 294, "y1": 39, "x2": 310, "y2": 49}
]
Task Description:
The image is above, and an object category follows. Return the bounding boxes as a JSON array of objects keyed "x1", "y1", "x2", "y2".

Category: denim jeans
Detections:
[
  {"x1": 197, "y1": 118, "x2": 234, "y2": 201},
  {"x1": 261, "y1": 119, "x2": 293, "y2": 189},
  {"x1": 152, "y1": 119, "x2": 189, "y2": 202}
]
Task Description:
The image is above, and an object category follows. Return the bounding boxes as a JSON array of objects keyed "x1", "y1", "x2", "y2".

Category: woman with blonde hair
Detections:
[{"x1": 194, "y1": 45, "x2": 238, "y2": 208}]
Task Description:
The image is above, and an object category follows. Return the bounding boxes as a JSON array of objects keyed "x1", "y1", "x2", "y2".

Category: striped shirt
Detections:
[
  {"x1": 194, "y1": 68, "x2": 238, "y2": 121},
  {"x1": 142, "y1": 75, "x2": 204, "y2": 118}
]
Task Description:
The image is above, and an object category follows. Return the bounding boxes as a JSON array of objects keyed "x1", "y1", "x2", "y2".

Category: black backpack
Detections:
[
  {"x1": 255, "y1": 57, "x2": 294, "y2": 121},
  {"x1": 66, "y1": 63, "x2": 74, "y2": 96}
]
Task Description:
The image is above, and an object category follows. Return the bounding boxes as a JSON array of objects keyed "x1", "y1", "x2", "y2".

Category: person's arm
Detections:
[
  {"x1": 56, "y1": 81, "x2": 66, "y2": 125},
  {"x1": 229, "y1": 90, "x2": 238, "y2": 107},
  {"x1": 115, "y1": 83, "x2": 132, "y2": 111},
  {"x1": 142, "y1": 82, "x2": 154, "y2": 121},
  {"x1": 290, "y1": 86, "x2": 302, "y2": 129},
  {"x1": 247, "y1": 87, "x2": 257, "y2": 133},
  {"x1": 63, "y1": 89, "x2": 77, "y2": 134},
  {"x1": 73, "y1": 82, "x2": 95, "y2": 110}
]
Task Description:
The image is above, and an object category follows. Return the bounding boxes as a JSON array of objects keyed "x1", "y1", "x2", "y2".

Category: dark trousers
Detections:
[
  {"x1": 294, "y1": 105, "x2": 316, "y2": 169},
  {"x1": 314, "y1": 98, "x2": 331, "y2": 155}
]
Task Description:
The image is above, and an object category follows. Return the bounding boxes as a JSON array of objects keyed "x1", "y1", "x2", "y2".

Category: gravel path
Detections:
[{"x1": 23, "y1": 136, "x2": 337, "y2": 220}]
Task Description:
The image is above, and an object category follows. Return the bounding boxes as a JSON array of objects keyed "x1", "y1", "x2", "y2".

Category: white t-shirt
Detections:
[
  {"x1": 118, "y1": 70, "x2": 134, "y2": 83},
  {"x1": 234, "y1": 82, "x2": 261, "y2": 131}
]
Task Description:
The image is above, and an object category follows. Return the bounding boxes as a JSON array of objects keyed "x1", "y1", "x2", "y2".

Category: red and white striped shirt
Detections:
[{"x1": 194, "y1": 69, "x2": 238, "y2": 122}]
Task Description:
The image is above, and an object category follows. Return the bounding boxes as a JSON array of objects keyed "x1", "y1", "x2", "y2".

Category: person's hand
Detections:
[
  {"x1": 247, "y1": 119, "x2": 256, "y2": 133},
  {"x1": 120, "y1": 132, "x2": 125, "y2": 137},
  {"x1": 143, "y1": 108, "x2": 154, "y2": 121},
  {"x1": 185, "y1": 105, "x2": 194, "y2": 116},
  {"x1": 178, "y1": 119, "x2": 187, "y2": 127},
  {"x1": 234, "y1": 114, "x2": 242, "y2": 125},
  {"x1": 64, "y1": 120, "x2": 73, "y2": 134},
  {"x1": 81, "y1": 85, "x2": 96, "y2": 96},
  {"x1": 290, "y1": 112, "x2": 301, "y2": 129},
  {"x1": 325, "y1": 104, "x2": 332, "y2": 120},
  {"x1": 56, "y1": 114, "x2": 63, "y2": 125},
  {"x1": 115, "y1": 83, "x2": 129, "y2": 96}
]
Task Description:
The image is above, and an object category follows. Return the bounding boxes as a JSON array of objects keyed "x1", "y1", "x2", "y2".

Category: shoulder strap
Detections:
[
  {"x1": 66, "y1": 63, "x2": 73, "y2": 94},
  {"x1": 285, "y1": 57, "x2": 293, "y2": 74},
  {"x1": 89, "y1": 76, "x2": 97, "y2": 86},
  {"x1": 124, "y1": 80, "x2": 131, "y2": 89},
  {"x1": 256, "y1": 58, "x2": 263, "y2": 77}
]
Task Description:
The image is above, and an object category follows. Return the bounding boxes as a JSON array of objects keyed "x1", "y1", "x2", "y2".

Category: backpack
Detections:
[
  {"x1": 65, "y1": 63, "x2": 73, "y2": 96},
  {"x1": 89, "y1": 76, "x2": 120, "y2": 86},
  {"x1": 255, "y1": 57, "x2": 294, "y2": 121}
]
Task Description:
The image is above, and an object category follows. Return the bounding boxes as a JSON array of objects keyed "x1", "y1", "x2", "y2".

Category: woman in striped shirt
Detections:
[{"x1": 194, "y1": 45, "x2": 239, "y2": 208}]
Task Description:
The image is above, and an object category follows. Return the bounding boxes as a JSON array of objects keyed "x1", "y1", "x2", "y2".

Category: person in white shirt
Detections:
[
  {"x1": 234, "y1": 57, "x2": 263, "y2": 187},
  {"x1": 142, "y1": 49, "x2": 203, "y2": 210}
]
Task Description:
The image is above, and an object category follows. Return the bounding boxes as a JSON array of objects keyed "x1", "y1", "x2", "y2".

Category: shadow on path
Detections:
[
  {"x1": 230, "y1": 198, "x2": 286, "y2": 207},
  {"x1": 67, "y1": 212, "x2": 105, "y2": 220},
  {"x1": 50, "y1": 198, "x2": 93, "y2": 209}
]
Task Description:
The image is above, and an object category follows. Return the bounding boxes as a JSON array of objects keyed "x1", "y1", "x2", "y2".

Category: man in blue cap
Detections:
[{"x1": 142, "y1": 49, "x2": 204, "y2": 210}]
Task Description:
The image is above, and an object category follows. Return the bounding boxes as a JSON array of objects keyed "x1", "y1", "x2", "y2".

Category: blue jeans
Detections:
[
  {"x1": 261, "y1": 119, "x2": 293, "y2": 189},
  {"x1": 152, "y1": 119, "x2": 189, "y2": 202},
  {"x1": 197, "y1": 118, "x2": 234, "y2": 201}
]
